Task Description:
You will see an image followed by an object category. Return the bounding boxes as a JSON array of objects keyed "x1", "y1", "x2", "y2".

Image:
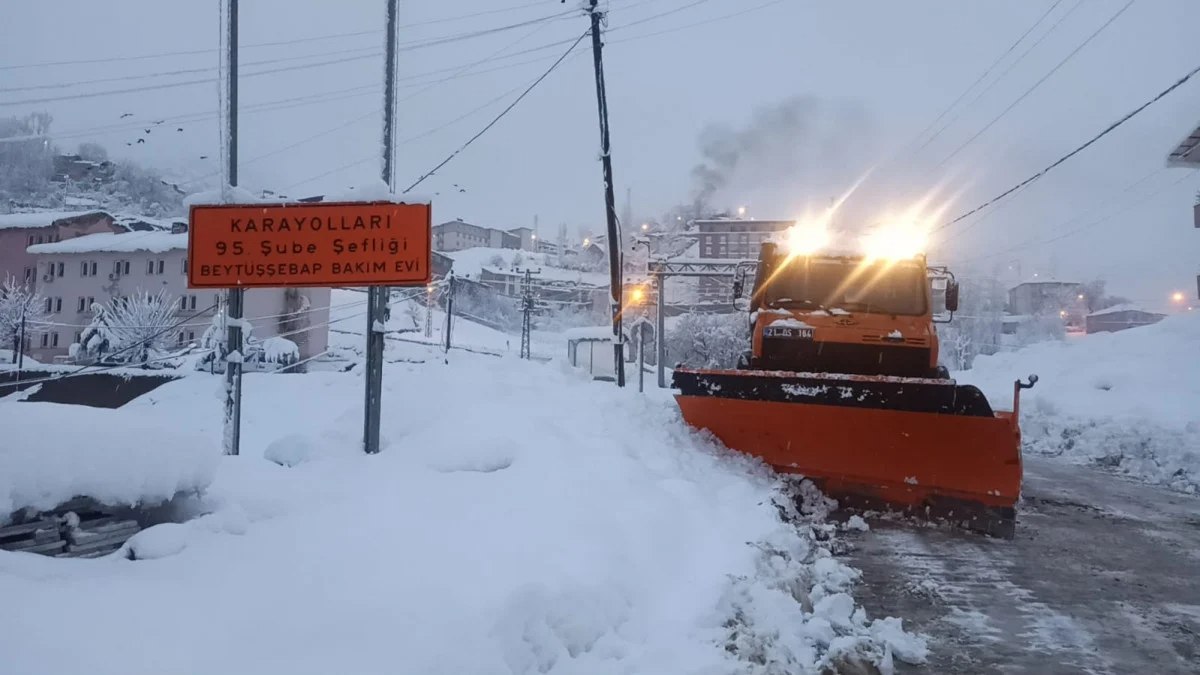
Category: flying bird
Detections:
[
  {"x1": 200, "y1": 155, "x2": 208, "y2": 159},
  {"x1": 143, "y1": 128, "x2": 151, "y2": 134},
  {"x1": 119, "y1": 113, "x2": 133, "y2": 118},
  {"x1": 136, "y1": 138, "x2": 145, "y2": 144},
  {"x1": 176, "y1": 127, "x2": 183, "y2": 132}
]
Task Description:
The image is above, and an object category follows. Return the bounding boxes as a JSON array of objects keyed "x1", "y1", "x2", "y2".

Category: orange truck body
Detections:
[{"x1": 671, "y1": 245, "x2": 1031, "y2": 537}]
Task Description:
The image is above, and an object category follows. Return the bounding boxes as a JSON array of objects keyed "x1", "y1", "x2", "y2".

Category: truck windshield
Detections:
[{"x1": 761, "y1": 257, "x2": 927, "y2": 316}]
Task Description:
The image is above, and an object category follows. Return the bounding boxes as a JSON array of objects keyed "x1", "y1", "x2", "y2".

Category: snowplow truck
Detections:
[{"x1": 671, "y1": 242, "x2": 1036, "y2": 538}]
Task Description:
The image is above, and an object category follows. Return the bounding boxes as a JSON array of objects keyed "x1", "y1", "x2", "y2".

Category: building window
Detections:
[
  {"x1": 178, "y1": 295, "x2": 197, "y2": 311},
  {"x1": 41, "y1": 333, "x2": 49, "y2": 347},
  {"x1": 77, "y1": 297, "x2": 86, "y2": 313},
  {"x1": 80, "y1": 260, "x2": 98, "y2": 277},
  {"x1": 113, "y1": 260, "x2": 130, "y2": 276},
  {"x1": 24, "y1": 267, "x2": 33, "y2": 282},
  {"x1": 52, "y1": 332, "x2": 59, "y2": 347},
  {"x1": 74, "y1": 331, "x2": 82, "y2": 344}
]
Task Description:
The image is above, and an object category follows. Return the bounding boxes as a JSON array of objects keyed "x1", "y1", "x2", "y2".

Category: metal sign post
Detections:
[
  {"x1": 187, "y1": 200, "x2": 432, "y2": 455},
  {"x1": 222, "y1": 0, "x2": 242, "y2": 456},
  {"x1": 363, "y1": 0, "x2": 400, "y2": 455}
]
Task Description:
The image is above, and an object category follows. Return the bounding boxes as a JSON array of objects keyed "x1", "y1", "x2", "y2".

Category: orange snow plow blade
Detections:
[{"x1": 673, "y1": 368, "x2": 1029, "y2": 538}]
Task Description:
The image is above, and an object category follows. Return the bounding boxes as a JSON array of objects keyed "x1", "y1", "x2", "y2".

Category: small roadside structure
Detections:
[
  {"x1": 1085, "y1": 304, "x2": 1167, "y2": 334},
  {"x1": 564, "y1": 326, "x2": 629, "y2": 381}
]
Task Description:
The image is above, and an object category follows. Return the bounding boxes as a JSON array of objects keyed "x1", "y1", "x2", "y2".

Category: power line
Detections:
[
  {"x1": 0, "y1": 9, "x2": 579, "y2": 108},
  {"x1": 0, "y1": 4, "x2": 581, "y2": 74},
  {"x1": 953, "y1": 169, "x2": 1197, "y2": 265},
  {"x1": 932, "y1": 59, "x2": 1200, "y2": 235},
  {"x1": 0, "y1": 302, "x2": 218, "y2": 391},
  {"x1": 402, "y1": 29, "x2": 591, "y2": 194},
  {"x1": 907, "y1": 0, "x2": 1065, "y2": 153},
  {"x1": 915, "y1": 0, "x2": 1084, "y2": 157},
  {"x1": 938, "y1": 166, "x2": 1162, "y2": 249},
  {"x1": 0, "y1": 29, "x2": 381, "y2": 72},
  {"x1": 934, "y1": 0, "x2": 1137, "y2": 169}
]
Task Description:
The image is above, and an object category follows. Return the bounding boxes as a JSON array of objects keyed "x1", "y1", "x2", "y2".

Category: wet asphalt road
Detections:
[{"x1": 842, "y1": 456, "x2": 1200, "y2": 674}]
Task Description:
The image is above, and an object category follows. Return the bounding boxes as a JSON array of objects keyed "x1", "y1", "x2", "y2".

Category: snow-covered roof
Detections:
[
  {"x1": 113, "y1": 213, "x2": 185, "y2": 232},
  {"x1": 64, "y1": 196, "x2": 101, "y2": 207},
  {"x1": 0, "y1": 210, "x2": 106, "y2": 230},
  {"x1": 1087, "y1": 303, "x2": 1165, "y2": 318},
  {"x1": 562, "y1": 326, "x2": 621, "y2": 341},
  {"x1": 27, "y1": 231, "x2": 187, "y2": 255},
  {"x1": 444, "y1": 247, "x2": 609, "y2": 286}
]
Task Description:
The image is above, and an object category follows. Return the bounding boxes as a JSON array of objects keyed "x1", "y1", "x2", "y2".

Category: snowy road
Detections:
[{"x1": 845, "y1": 456, "x2": 1200, "y2": 674}]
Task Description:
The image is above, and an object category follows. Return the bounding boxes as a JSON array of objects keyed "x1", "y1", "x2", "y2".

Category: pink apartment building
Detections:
[{"x1": 24, "y1": 230, "x2": 331, "y2": 363}]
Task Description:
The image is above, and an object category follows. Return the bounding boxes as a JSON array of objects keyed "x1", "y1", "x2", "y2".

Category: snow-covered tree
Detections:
[
  {"x1": 104, "y1": 289, "x2": 181, "y2": 366},
  {"x1": 667, "y1": 311, "x2": 748, "y2": 369},
  {"x1": 78, "y1": 302, "x2": 116, "y2": 362},
  {"x1": 935, "y1": 276, "x2": 1006, "y2": 371},
  {"x1": 0, "y1": 275, "x2": 50, "y2": 362}
]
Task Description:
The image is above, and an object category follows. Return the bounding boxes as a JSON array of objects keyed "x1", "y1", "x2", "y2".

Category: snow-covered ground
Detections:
[
  {"x1": 0, "y1": 341, "x2": 923, "y2": 674},
  {"x1": 958, "y1": 311, "x2": 1200, "y2": 493}
]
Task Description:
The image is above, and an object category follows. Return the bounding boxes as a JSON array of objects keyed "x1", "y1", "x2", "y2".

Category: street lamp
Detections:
[
  {"x1": 641, "y1": 223, "x2": 648, "y2": 231},
  {"x1": 1171, "y1": 291, "x2": 1185, "y2": 303},
  {"x1": 737, "y1": 206, "x2": 746, "y2": 218}
]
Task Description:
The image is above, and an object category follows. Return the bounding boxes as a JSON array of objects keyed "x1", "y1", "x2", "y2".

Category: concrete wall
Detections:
[{"x1": 27, "y1": 247, "x2": 330, "y2": 363}]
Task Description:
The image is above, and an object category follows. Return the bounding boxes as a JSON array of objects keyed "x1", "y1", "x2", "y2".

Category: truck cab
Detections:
[{"x1": 733, "y1": 243, "x2": 959, "y2": 379}]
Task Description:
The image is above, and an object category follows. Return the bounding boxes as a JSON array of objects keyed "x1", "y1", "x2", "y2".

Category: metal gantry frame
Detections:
[{"x1": 647, "y1": 259, "x2": 751, "y2": 389}]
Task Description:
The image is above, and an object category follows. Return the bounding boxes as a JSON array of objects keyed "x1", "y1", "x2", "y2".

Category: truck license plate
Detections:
[{"x1": 764, "y1": 326, "x2": 814, "y2": 339}]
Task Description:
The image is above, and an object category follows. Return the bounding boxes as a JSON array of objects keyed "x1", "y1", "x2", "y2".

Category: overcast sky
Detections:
[{"x1": 2, "y1": 0, "x2": 1199, "y2": 307}]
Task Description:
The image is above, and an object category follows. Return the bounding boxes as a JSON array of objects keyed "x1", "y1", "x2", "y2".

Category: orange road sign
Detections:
[{"x1": 187, "y1": 200, "x2": 431, "y2": 289}]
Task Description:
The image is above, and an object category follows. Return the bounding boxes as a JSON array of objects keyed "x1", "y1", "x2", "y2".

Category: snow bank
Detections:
[
  {"x1": 0, "y1": 349, "x2": 920, "y2": 674},
  {"x1": 960, "y1": 312, "x2": 1200, "y2": 492},
  {"x1": 0, "y1": 403, "x2": 220, "y2": 518},
  {"x1": 26, "y1": 231, "x2": 186, "y2": 255}
]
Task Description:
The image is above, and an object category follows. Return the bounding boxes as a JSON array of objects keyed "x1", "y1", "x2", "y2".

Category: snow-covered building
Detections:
[
  {"x1": 431, "y1": 219, "x2": 537, "y2": 252},
  {"x1": 0, "y1": 211, "x2": 124, "y2": 293},
  {"x1": 691, "y1": 218, "x2": 791, "y2": 302},
  {"x1": 1085, "y1": 304, "x2": 1167, "y2": 334},
  {"x1": 24, "y1": 231, "x2": 330, "y2": 363},
  {"x1": 1007, "y1": 279, "x2": 1084, "y2": 317}
]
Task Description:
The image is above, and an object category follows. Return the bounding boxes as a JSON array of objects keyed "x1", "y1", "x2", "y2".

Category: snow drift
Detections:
[
  {"x1": 0, "y1": 346, "x2": 922, "y2": 674},
  {"x1": 0, "y1": 403, "x2": 220, "y2": 518},
  {"x1": 960, "y1": 311, "x2": 1200, "y2": 493}
]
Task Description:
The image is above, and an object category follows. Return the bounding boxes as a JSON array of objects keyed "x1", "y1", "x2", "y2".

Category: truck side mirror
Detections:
[{"x1": 945, "y1": 281, "x2": 960, "y2": 313}]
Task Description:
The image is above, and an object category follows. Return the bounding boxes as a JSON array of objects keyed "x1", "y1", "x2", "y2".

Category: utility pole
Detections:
[
  {"x1": 222, "y1": 0, "x2": 243, "y2": 457},
  {"x1": 15, "y1": 302, "x2": 26, "y2": 384},
  {"x1": 586, "y1": 0, "x2": 625, "y2": 387},
  {"x1": 363, "y1": 0, "x2": 398, "y2": 455},
  {"x1": 424, "y1": 284, "x2": 434, "y2": 338},
  {"x1": 519, "y1": 268, "x2": 540, "y2": 360},
  {"x1": 655, "y1": 272, "x2": 666, "y2": 388},
  {"x1": 444, "y1": 274, "x2": 455, "y2": 352}
]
